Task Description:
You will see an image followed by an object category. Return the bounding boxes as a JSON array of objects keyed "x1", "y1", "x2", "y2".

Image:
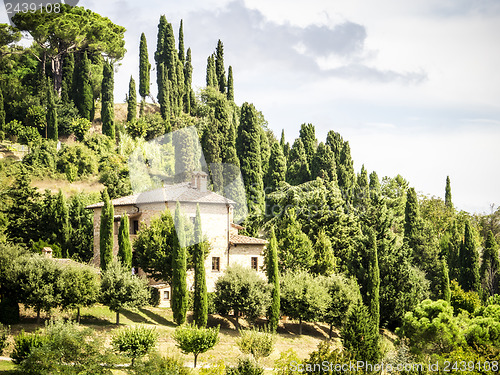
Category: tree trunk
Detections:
[
  {"x1": 329, "y1": 323, "x2": 333, "y2": 339},
  {"x1": 77, "y1": 307, "x2": 81, "y2": 324},
  {"x1": 51, "y1": 55, "x2": 63, "y2": 97},
  {"x1": 36, "y1": 309, "x2": 41, "y2": 324},
  {"x1": 194, "y1": 353, "x2": 198, "y2": 368},
  {"x1": 116, "y1": 309, "x2": 120, "y2": 325},
  {"x1": 299, "y1": 318, "x2": 302, "y2": 335},
  {"x1": 234, "y1": 309, "x2": 239, "y2": 330}
]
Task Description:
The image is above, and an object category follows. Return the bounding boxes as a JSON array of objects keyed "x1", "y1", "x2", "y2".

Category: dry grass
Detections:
[{"x1": 31, "y1": 176, "x2": 104, "y2": 197}]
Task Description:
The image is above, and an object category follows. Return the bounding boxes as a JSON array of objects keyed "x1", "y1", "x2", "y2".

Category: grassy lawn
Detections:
[{"x1": 1, "y1": 304, "x2": 338, "y2": 373}]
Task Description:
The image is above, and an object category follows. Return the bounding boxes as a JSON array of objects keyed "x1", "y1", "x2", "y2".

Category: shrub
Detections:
[
  {"x1": 57, "y1": 143, "x2": 98, "y2": 178},
  {"x1": 149, "y1": 286, "x2": 161, "y2": 307},
  {"x1": 274, "y1": 349, "x2": 301, "y2": 375},
  {"x1": 226, "y1": 357, "x2": 264, "y2": 375},
  {"x1": 237, "y1": 328, "x2": 275, "y2": 360},
  {"x1": 305, "y1": 341, "x2": 354, "y2": 375},
  {"x1": 450, "y1": 280, "x2": 481, "y2": 315},
  {"x1": 131, "y1": 353, "x2": 191, "y2": 375},
  {"x1": 112, "y1": 326, "x2": 159, "y2": 366},
  {"x1": 22, "y1": 140, "x2": 58, "y2": 174},
  {"x1": 11, "y1": 330, "x2": 46, "y2": 364},
  {"x1": 0, "y1": 323, "x2": 9, "y2": 355},
  {"x1": 173, "y1": 324, "x2": 219, "y2": 368},
  {"x1": 56, "y1": 101, "x2": 80, "y2": 136},
  {"x1": 25, "y1": 105, "x2": 46, "y2": 131},
  {"x1": 18, "y1": 126, "x2": 41, "y2": 145},
  {"x1": 72, "y1": 117, "x2": 92, "y2": 141}
]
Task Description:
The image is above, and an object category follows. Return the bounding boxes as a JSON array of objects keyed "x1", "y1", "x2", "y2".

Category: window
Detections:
[
  {"x1": 212, "y1": 257, "x2": 220, "y2": 272},
  {"x1": 251, "y1": 257, "x2": 258, "y2": 270},
  {"x1": 163, "y1": 290, "x2": 170, "y2": 300},
  {"x1": 133, "y1": 220, "x2": 139, "y2": 235}
]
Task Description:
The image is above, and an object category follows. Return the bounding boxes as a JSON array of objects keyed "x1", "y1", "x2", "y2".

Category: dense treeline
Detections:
[{"x1": 1, "y1": 6, "x2": 499, "y2": 367}]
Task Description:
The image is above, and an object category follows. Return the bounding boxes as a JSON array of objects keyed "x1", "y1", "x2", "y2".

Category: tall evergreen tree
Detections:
[
  {"x1": 311, "y1": 229, "x2": 336, "y2": 276},
  {"x1": 236, "y1": 102, "x2": 265, "y2": 218},
  {"x1": 118, "y1": 214, "x2": 132, "y2": 271},
  {"x1": 53, "y1": 190, "x2": 69, "y2": 256},
  {"x1": 404, "y1": 187, "x2": 420, "y2": 250},
  {"x1": 459, "y1": 220, "x2": 480, "y2": 293},
  {"x1": 193, "y1": 205, "x2": 208, "y2": 328},
  {"x1": 326, "y1": 131, "x2": 355, "y2": 204},
  {"x1": 369, "y1": 171, "x2": 381, "y2": 200},
  {"x1": 280, "y1": 129, "x2": 290, "y2": 160},
  {"x1": 158, "y1": 63, "x2": 170, "y2": 121},
  {"x1": 445, "y1": 176, "x2": 453, "y2": 209},
  {"x1": 126, "y1": 76, "x2": 137, "y2": 123},
  {"x1": 481, "y1": 230, "x2": 500, "y2": 297},
  {"x1": 206, "y1": 54, "x2": 217, "y2": 88},
  {"x1": 365, "y1": 227, "x2": 380, "y2": 328},
  {"x1": 183, "y1": 48, "x2": 194, "y2": 114},
  {"x1": 155, "y1": 15, "x2": 168, "y2": 100},
  {"x1": 441, "y1": 259, "x2": 451, "y2": 303},
  {"x1": 172, "y1": 202, "x2": 188, "y2": 325},
  {"x1": 265, "y1": 141, "x2": 287, "y2": 192},
  {"x1": 215, "y1": 39, "x2": 226, "y2": 94},
  {"x1": 0, "y1": 87, "x2": 4, "y2": 131},
  {"x1": 299, "y1": 123, "x2": 317, "y2": 166},
  {"x1": 61, "y1": 53, "x2": 74, "y2": 104},
  {"x1": 74, "y1": 52, "x2": 94, "y2": 121},
  {"x1": 259, "y1": 126, "x2": 271, "y2": 178},
  {"x1": 99, "y1": 189, "x2": 114, "y2": 271},
  {"x1": 101, "y1": 61, "x2": 115, "y2": 139},
  {"x1": 178, "y1": 20, "x2": 185, "y2": 66},
  {"x1": 267, "y1": 226, "x2": 280, "y2": 332},
  {"x1": 139, "y1": 32, "x2": 151, "y2": 100},
  {"x1": 286, "y1": 138, "x2": 310, "y2": 185},
  {"x1": 354, "y1": 165, "x2": 370, "y2": 212},
  {"x1": 227, "y1": 66, "x2": 234, "y2": 101},
  {"x1": 46, "y1": 81, "x2": 58, "y2": 141},
  {"x1": 311, "y1": 142, "x2": 337, "y2": 182}
]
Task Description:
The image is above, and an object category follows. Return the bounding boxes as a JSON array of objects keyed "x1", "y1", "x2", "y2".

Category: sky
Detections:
[{"x1": 2, "y1": 0, "x2": 500, "y2": 214}]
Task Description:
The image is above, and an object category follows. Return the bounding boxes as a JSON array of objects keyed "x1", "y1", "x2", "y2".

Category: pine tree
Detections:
[
  {"x1": 227, "y1": 66, "x2": 234, "y2": 101},
  {"x1": 481, "y1": 230, "x2": 499, "y2": 297},
  {"x1": 118, "y1": 214, "x2": 132, "y2": 271},
  {"x1": 0, "y1": 87, "x2": 5, "y2": 131},
  {"x1": 236, "y1": 102, "x2": 265, "y2": 218},
  {"x1": 101, "y1": 61, "x2": 115, "y2": 139},
  {"x1": 286, "y1": 138, "x2": 310, "y2": 185},
  {"x1": 445, "y1": 176, "x2": 453, "y2": 209},
  {"x1": 178, "y1": 20, "x2": 185, "y2": 66},
  {"x1": 215, "y1": 39, "x2": 226, "y2": 94},
  {"x1": 126, "y1": 76, "x2": 137, "y2": 123},
  {"x1": 172, "y1": 202, "x2": 188, "y2": 325},
  {"x1": 265, "y1": 141, "x2": 287, "y2": 192},
  {"x1": 267, "y1": 226, "x2": 280, "y2": 332},
  {"x1": 100, "y1": 189, "x2": 114, "y2": 270},
  {"x1": 184, "y1": 48, "x2": 194, "y2": 114},
  {"x1": 311, "y1": 229, "x2": 336, "y2": 276},
  {"x1": 61, "y1": 53, "x2": 74, "y2": 104},
  {"x1": 206, "y1": 55, "x2": 216, "y2": 87},
  {"x1": 459, "y1": 220, "x2": 481, "y2": 293},
  {"x1": 299, "y1": 123, "x2": 317, "y2": 166},
  {"x1": 139, "y1": 33, "x2": 151, "y2": 100},
  {"x1": 74, "y1": 52, "x2": 93, "y2": 121},
  {"x1": 46, "y1": 81, "x2": 58, "y2": 141},
  {"x1": 193, "y1": 205, "x2": 208, "y2": 328},
  {"x1": 310, "y1": 142, "x2": 337, "y2": 182}
]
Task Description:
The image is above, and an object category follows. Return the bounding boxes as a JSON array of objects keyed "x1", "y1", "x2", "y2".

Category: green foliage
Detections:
[
  {"x1": 12, "y1": 330, "x2": 46, "y2": 365},
  {"x1": 139, "y1": 33, "x2": 151, "y2": 99},
  {"x1": 74, "y1": 51, "x2": 94, "y2": 121},
  {"x1": 227, "y1": 65, "x2": 234, "y2": 101},
  {"x1": 127, "y1": 76, "x2": 138, "y2": 122},
  {"x1": 286, "y1": 138, "x2": 310, "y2": 185},
  {"x1": 310, "y1": 142, "x2": 337, "y2": 182},
  {"x1": 0, "y1": 87, "x2": 5, "y2": 130},
  {"x1": 445, "y1": 176, "x2": 453, "y2": 209},
  {"x1": 57, "y1": 143, "x2": 98, "y2": 178},
  {"x1": 193, "y1": 205, "x2": 208, "y2": 328},
  {"x1": 481, "y1": 230, "x2": 499, "y2": 297},
  {"x1": 100, "y1": 188, "x2": 114, "y2": 270},
  {"x1": 215, "y1": 40, "x2": 226, "y2": 93},
  {"x1": 214, "y1": 265, "x2": 272, "y2": 325},
  {"x1": 305, "y1": 341, "x2": 353, "y2": 375},
  {"x1": 61, "y1": 53, "x2": 74, "y2": 104},
  {"x1": 280, "y1": 271, "x2": 329, "y2": 334},
  {"x1": 237, "y1": 328, "x2": 276, "y2": 360},
  {"x1": 299, "y1": 123, "x2": 317, "y2": 166},
  {"x1": 59, "y1": 263, "x2": 99, "y2": 320},
  {"x1": 172, "y1": 202, "x2": 188, "y2": 325},
  {"x1": 102, "y1": 61, "x2": 115, "y2": 139},
  {"x1": 0, "y1": 323, "x2": 9, "y2": 355},
  {"x1": 132, "y1": 353, "x2": 191, "y2": 375},
  {"x1": 19, "y1": 125, "x2": 42, "y2": 145},
  {"x1": 26, "y1": 104, "x2": 46, "y2": 132},
  {"x1": 67, "y1": 193, "x2": 97, "y2": 262},
  {"x1": 118, "y1": 214, "x2": 133, "y2": 270},
  {"x1": 311, "y1": 229, "x2": 336, "y2": 276},
  {"x1": 265, "y1": 141, "x2": 287, "y2": 192},
  {"x1": 266, "y1": 226, "x2": 280, "y2": 332},
  {"x1": 71, "y1": 117, "x2": 92, "y2": 141},
  {"x1": 274, "y1": 349, "x2": 301, "y2": 375},
  {"x1": 450, "y1": 279, "x2": 481, "y2": 315},
  {"x1": 46, "y1": 83, "x2": 58, "y2": 141},
  {"x1": 460, "y1": 220, "x2": 481, "y2": 293},
  {"x1": 326, "y1": 130, "x2": 355, "y2": 204},
  {"x1": 226, "y1": 357, "x2": 264, "y2": 375},
  {"x1": 397, "y1": 299, "x2": 464, "y2": 356},
  {"x1": 99, "y1": 261, "x2": 150, "y2": 324},
  {"x1": 112, "y1": 326, "x2": 158, "y2": 366},
  {"x1": 342, "y1": 301, "x2": 380, "y2": 363},
  {"x1": 173, "y1": 324, "x2": 219, "y2": 368},
  {"x1": 127, "y1": 113, "x2": 169, "y2": 140}
]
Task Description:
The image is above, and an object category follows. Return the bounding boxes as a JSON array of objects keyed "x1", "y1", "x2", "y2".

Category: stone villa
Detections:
[{"x1": 86, "y1": 172, "x2": 266, "y2": 307}]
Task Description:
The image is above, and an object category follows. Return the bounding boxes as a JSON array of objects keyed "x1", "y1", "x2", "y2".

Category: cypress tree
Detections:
[
  {"x1": 184, "y1": 48, "x2": 194, "y2": 114},
  {"x1": 53, "y1": 190, "x2": 69, "y2": 256},
  {"x1": 206, "y1": 55, "x2": 216, "y2": 88},
  {"x1": 155, "y1": 15, "x2": 168, "y2": 99},
  {"x1": 369, "y1": 171, "x2": 381, "y2": 200},
  {"x1": 441, "y1": 259, "x2": 451, "y2": 303},
  {"x1": 0, "y1": 87, "x2": 4, "y2": 131},
  {"x1": 365, "y1": 227, "x2": 380, "y2": 328},
  {"x1": 101, "y1": 61, "x2": 115, "y2": 139},
  {"x1": 118, "y1": 214, "x2": 132, "y2": 271},
  {"x1": 459, "y1": 220, "x2": 481, "y2": 293},
  {"x1": 178, "y1": 20, "x2": 185, "y2": 66},
  {"x1": 445, "y1": 176, "x2": 453, "y2": 209},
  {"x1": 310, "y1": 142, "x2": 337, "y2": 183},
  {"x1": 326, "y1": 131, "x2": 355, "y2": 204},
  {"x1": 193, "y1": 205, "x2": 208, "y2": 328},
  {"x1": 158, "y1": 63, "x2": 170, "y2": 121},
  {"x1": 286, "y1": 138, "x2": 310, "y2": 185},
  {"x1": 172, "y1": 202, "x2": 188, "y2": 325},
  {"x1": 265, "y1": 141, "x2": 287, "y2": 192},
  {"x1": 481, "y1": 230, "x2": 500, "y2": 297},
  {"x1": 61, "y1": 53, "x2": 74, "y2": 104},
  {"x1": 404, "y1": 187, "x2": 420, "y2": 249},
  {"x1": 139, "y1": 33, "x2": 151, "y2": 100},
  {"x1": 267, "y1": 226, "x2": 280, "y2": 332},
  {"x1": 99, "y1": 189, "x2": 114, "y2": 271},
  {"x1": 280, "y1": 129, "x2": 289, "y2": 160},
  {"x1": 260, "y1": 126, "x2": 271, "y2": 178},
  {"x1": 46, "y1": 81, "x2": 58, "y2": 141},
  {"x1": 227, "y1": 66, "x2": 234, "y2": 101},
  {"x1": 236, "y1": 102, "x2": 265, "y2": 218},
  {"x1": 201, "y1": 116, "x2": 223, "y2": 191},
  {"x1": 311, "y1": 229, "x2": 336, "y2": 276},
  {"x1": 75, "y1": 52, "x2": 93, "y2": 121},
  {"x1": 126, "y1": 76, "x2": 137, "y2": 123},
  {"x1": 215, "y1": 39, "x2": 226, "y2": 93},
  {"x1": 299, "y1": 123, "x2": 317, "y2": 166},
  {"x1": 175, "y1": 52, "x2": 185, "y2": 116},
  {"x1": 354, "y1": 165, "x2": 370, "y2": 212}
]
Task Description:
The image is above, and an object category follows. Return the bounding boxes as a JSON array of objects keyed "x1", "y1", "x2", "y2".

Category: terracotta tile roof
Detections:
[
  {"x1": 229, "y1": 234, "x2": 267, "y2": 245},
  {"x1": 86, "y1": 183, "x2": 236, "y2": 209}
]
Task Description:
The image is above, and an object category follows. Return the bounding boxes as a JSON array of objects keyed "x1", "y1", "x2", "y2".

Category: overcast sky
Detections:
[{"x1": 3, "y1": 0, "x2": 500, "y2": 214}]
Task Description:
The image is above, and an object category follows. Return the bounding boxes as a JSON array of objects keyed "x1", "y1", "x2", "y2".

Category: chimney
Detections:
[
  {"x1": 191, "y1": 171, "x2": 208, "y2": 192},
  {"x1": 42, "y1": 247, "x2": 53, "y2": 258}
]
